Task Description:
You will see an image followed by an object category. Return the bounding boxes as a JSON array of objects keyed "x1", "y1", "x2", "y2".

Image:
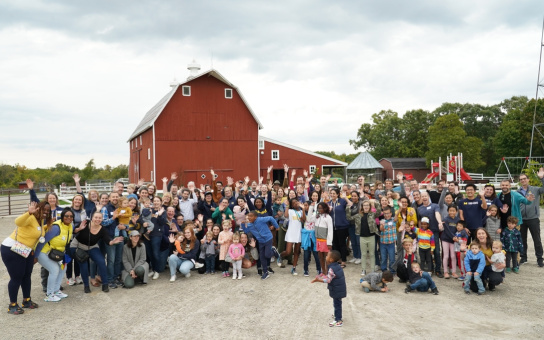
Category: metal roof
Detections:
[
  {"x1": 260, "y1": 136, "x2": 348, "y2": 166},
  {"x1": 128, "y1": 69, "x2": 264, "y2": 141},
  {"x1": 380, "y1": 158, "x2": 427, "y2": 169},
  {"x1": 347, "y1": 151, "x2": 383, "y2": 170}
]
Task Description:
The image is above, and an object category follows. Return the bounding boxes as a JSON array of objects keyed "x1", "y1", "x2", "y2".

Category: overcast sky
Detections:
[{"x1": 1, "y1": 1, "x2": 543, "y2": 169}]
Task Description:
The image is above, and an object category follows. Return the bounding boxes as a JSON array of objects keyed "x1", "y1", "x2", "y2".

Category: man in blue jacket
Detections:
[{"x1": 241, "y1": 211, "x2": 279, "y2": 280}]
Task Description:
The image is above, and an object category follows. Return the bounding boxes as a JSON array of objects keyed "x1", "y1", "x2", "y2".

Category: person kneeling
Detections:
[
  {"x1": 404, "y1": 262, "x2": 439, "y2": 295},
  {"x1": 359, "y1": 270, "x2": 394, "y2": 293}
]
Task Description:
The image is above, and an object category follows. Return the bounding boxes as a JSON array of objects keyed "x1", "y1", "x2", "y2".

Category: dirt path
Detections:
[{"x1": 1, "y1": 215, "x2": 543, "y2": 339}]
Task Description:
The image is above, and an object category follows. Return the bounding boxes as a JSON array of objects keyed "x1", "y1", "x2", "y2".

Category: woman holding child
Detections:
[{"x1": 474, "y1": 228, "x2": 504, "y2": 291}]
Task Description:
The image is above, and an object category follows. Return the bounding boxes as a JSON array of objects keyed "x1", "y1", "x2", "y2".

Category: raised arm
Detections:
[{"x1": 26, "y1": 179, "x2": 40, "y2": 203}]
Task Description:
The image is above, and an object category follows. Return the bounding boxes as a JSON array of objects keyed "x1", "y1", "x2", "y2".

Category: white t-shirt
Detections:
[
  {"x1": 490, "y1": 252, "x2": 506, "y2": 272},
  {"x1": 285, "y1": 209, "x2": 303, "y2": 243}
]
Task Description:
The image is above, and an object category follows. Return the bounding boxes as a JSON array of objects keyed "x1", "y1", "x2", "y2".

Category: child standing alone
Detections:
[
  {"x1": 311, "y1": 250, "x2": 346, "y2": 327},
  {"x1": 228, "y1": 232, "x2": 245, "y2": 280},
  {"x1": 501, "y1": 216, "x2": 523, "y2": 273}
]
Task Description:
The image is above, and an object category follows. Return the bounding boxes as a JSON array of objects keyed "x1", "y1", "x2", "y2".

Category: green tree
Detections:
[
  {"x1": 81, "y1": 159, "x2": 97, "y2": 180},
  {"x1": 399, "y1": 109, "x2": 436, "y2": 157},
  {"x1": 494, "y1": 98, "x2": 544, "y2": 158},
  {"x1": 426, "y1": 114, "x2": 484, "y2": 171}
]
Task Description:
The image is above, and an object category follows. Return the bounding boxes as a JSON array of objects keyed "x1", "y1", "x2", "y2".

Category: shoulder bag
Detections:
[
  {"x1": 74, "y1": 228, "x2": 90, "y2": 263},
  {"x1": 11, "y1": 223, "x2": 42, "y2": 258}
]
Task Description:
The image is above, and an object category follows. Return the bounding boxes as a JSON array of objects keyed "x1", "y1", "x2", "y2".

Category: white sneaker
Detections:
[
  {"x1": 169, "y1": 275, "x2": 176, "y2": 283},
  {"x1": 44, "y1": 293, "x2": 61, "y2": 302},
  {"x1": 54, "y1": 290, "x2": 68, "y2": 299},
  {"x1": 148, "y1": 271, "x2": 155, "y2": 278},
  {"x1": 184, "y1": 273, "x2": 191, "y2": 278},
  {"x1": 67, "y1": 278, "x2": 76, "y2": 286},
  {"x1": 75, "y1": 276, "x2": 83, "y2": 285},
  {"x1": 152, "y1": 272, "x2": 160, "y2": 280},
  {"x1": 194, "y1": 262, "x2": 204, "y2": 269},
  {"x1": 232, "y1": 273, "x2": 237, "y2": 280},
  {"x1": 354, "y1": 259, "x2": 361, "y2": 264},
  {"x1": 238, "y1": 273, "x2": 242, "y2": 280},
  {"x1": 348, "y1": 258, "x2": 356, "y2": 263}
]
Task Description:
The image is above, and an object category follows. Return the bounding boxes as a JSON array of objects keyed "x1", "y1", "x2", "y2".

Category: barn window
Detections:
[
  {"x1": 140, "y1": 136, "x2": 142, "y2": 145},
  {"x1": 147, "y1": 148, "x2": 151, "y2": 160},
  {"x1": 151, "y1": 171, "x2": 154, "y2": 181},
  {"x1": 135, "y1": 138, "x2": 138, "y2": 147},
  {"x1": 271, "y1": 150, "x2": 280, "y2": 160},
  {"x1": 131, "y1": 140, "x2": 133, "y2": 149},
  {"x1": 258, "y1": 140, "x2": 265, "y2": 150},
  {"x1": 225, "y1": 88, "x2": 233, "y2": 99},
  {"x1": 309, "y1": 165, "x2": 316, "y2": 174},
  {"x1": 182, "y1": 86, "x2": 191, "y2": 96}
]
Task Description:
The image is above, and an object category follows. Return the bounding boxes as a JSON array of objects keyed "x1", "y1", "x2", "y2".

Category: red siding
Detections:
[
  {"x1": 150, "y1": 75, "x2": 259, "y2": 186},
  {"x1": 259, "y1": 141, "x2": 344, "y2": 179},
  {"x1": 129, "y1": 128, "x2": 154, "y2": 182},
  {"x1": 378, "y1": 160, "x2": 431, "y2": 182}
]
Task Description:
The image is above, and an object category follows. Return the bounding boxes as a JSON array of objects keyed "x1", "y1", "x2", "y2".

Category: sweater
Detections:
[
  {"x1": 485, "y1": 216, "x2": 501, "y2": 241},
  {"x1": 307, "y1": 205, "x2": 334, "y2": 245},
  {"x1": 413, "y1": 227, "x2": 435, "y2": 251},
  {"x1": 6, "y1": 212, "x2": 45, "y2": 250},
  {"x1": 464, "y1": 250, "x2": 486, "y2": 275},
  {"x1": 228, "y1": 242, "x2": 245, "y2": 260},
  {"x1": 240, "y1": 216, "x2": 279, "y2": 244}
]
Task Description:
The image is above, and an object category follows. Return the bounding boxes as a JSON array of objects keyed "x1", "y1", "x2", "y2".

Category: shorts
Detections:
[{"x1": 316, "y1": 239, "x2": 329, "y2": 253}]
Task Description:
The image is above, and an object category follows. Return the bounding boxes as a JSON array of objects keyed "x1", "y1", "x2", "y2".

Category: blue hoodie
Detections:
[
  {"x1": 464, "y1": 249, "x2": 486, "y2": 275},
  {"x1": 241, "y1": 216, "x2": 279, "y2": 243}
]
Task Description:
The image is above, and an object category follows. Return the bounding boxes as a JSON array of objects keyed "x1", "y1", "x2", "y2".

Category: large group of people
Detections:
[{"x1": 2, "y1": 165, "x2": 543, "y2": 316}]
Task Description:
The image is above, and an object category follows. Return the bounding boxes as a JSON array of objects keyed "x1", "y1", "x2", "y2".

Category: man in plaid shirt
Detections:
[{"x1": 379, "y1": 206, "x2": 397, "y2": 273}]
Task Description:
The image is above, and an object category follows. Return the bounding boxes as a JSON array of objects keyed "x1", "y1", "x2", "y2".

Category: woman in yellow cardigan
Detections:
[{"x1": 1, "y1": 201, "x2": 52, "y2": 315}]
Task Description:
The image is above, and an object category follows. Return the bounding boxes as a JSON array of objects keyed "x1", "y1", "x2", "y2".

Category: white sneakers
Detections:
[
  {"x1": 44, "y1": 294, "x2": 61, "y2": 302},
  {"x1": 354, "y1": 259, "x2": 361, "y2": 264},
  {"x1": 75, "y1": 276, "x2": 83, "y2": 284},
  {"x1": 348, "y1": 258, "x2": 356, "y2": 263},
  {"x1": 232, "y1": 273, "x2": 237, "y2": 280},
  {"x1": 54, "y1": 291, "x2": 68, "y2": 299},
  {"x1": 194, "y1": 262, "x2": 204, "y2": 269},
  {"x1": 67, "y1": 278, "x2": 76, "y2": 286},
  {"x1": 184, "y1": 273, "x2": 191, "y2": 278},
  {"x1": 170, "y1": 275, "x2": 176, "y2": 283},
  {"x1": 152, "y1": 272, "x2": 160, "y2": 280},
  {"x1": 148, "y1": 271, "x2": 155, "y2": 278}
]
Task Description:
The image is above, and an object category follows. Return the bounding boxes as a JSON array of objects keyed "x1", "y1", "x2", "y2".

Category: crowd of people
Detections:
[{"x1": 2, "y1": 165, "x2": 543, "y2": 326}]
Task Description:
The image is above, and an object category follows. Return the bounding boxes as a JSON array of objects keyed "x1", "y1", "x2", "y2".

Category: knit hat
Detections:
[{"x1": 421, "y1": 217, "x2": 430, "y2": 224}]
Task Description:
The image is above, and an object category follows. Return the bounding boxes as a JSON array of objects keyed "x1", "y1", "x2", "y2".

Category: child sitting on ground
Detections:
[
  {"x1": 464, "y1": 243, "x2": 486, "y2": 295},
  {"x1": 311, "y1": 250, "x2": 346, "y2": 327},
  {"x1": 453, "y1": 221, "x2": 469, "y2": 280},
  {"x1": 501, "y1": 216, "x2": 524, "y2": 273},
  {"x1": 405, "y1": 262, "x2": 439, "y2": 295},
  {"x1": 359, "y1": 270, "x2": 394, "y2": 293}
]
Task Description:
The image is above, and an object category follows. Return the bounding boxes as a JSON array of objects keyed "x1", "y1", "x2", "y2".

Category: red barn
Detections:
[{"x1": 128, "y1": 63, "x2": 346, "y2": 186}]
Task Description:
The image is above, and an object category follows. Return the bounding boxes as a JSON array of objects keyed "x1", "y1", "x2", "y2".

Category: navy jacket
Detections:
[{"x1": 327, "y1": 262, "x2": 347, "y2": 299}]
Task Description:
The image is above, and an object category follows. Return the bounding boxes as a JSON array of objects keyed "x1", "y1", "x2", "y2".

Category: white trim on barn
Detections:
[{"x1": 260, "y1": 136, "x2": 348, "y2": 166}]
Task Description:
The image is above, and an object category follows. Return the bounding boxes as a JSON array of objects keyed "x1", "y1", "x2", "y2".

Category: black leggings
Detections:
[
  {"x1": 332, "y1": 228, "x2": 349, "y2": 262},
  {"x1": 220, "y1": 260, "x2": 229, "y2": 272},
  {"x1": 1, "y1": 245, "x2": 35, "y2": 303}
]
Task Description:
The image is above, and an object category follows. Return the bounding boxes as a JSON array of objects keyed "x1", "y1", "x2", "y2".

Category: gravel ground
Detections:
[{"x1": 0, "y1": 214, "x2": 543, "y2": 339}]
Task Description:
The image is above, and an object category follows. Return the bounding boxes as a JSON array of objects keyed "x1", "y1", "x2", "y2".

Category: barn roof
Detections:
[
  {"x1": 379, "y1": 158, "x2": 427, "y2": 169},
  {"x1": 347, "y1": 152, "x2": 383, "y2": 170},
  {"x1": 128, "y1": 69, "x2": 264, "y2": 141},
  {"x1": 261, "y1": 136, "x2": 348, "y2": 166}
]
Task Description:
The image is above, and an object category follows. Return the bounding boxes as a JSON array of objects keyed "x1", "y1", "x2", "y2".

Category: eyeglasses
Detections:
[
  {"x1": 64, "y1": 215, "x2": 74, "y2": 219},
  {"x1": 130, "y1": 235, "x2": 140, "y2": 238}
]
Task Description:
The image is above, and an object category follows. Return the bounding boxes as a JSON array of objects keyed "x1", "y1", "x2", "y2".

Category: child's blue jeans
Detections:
[
  {"x1": 464, "y1": 272, "x2": 485, "y2": 293},
  {"x1": 409, "y1": 272, "x2": 436, "y2": 292},
  {"x1": 380, "y1": 243, "x2": 395, "y2": 272},
  {"x1": 333, "y1": 298, "x2": 342, "y2": 321},
  {"x1": 205, "y1": 255, "x2": 215, "y2": 273}
]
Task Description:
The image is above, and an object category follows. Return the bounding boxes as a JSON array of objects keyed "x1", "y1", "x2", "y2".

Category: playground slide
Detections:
[
  {"x1": 460, "y1": 168, "x2": 472, "y2": 181},
  {"x1": 421, "y1": 171, "x2": 439, "y2": 183}
]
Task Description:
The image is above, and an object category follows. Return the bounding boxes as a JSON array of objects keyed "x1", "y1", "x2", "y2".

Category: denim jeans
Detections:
[
  {"x1": 205, "y1": 255, "x2": 215, "y2": 273},
  {"x1": 348, "y1": 226, "x2": 361, "y2": 259},
  {"x1": 258, "y1": 239, "x2": 273, "y2": 276},
  {"x1": 409, "y1": 271, "x2": 436, "y2": 292},
  {"x1": 464, "y1": 272, "x2": 485, "y2": 293},
  {"x1": 333, "y1": 298, "x2": 342, "y2": 321},
  {"x1": 90, "y1": 240, "x2": 106, "y2": 278},
  {"x1": 380, "y1": 243, "x2": 395, "y2": 272},
  {"x1": 168, "y1": 255, "x2": 194, "y2": 276},
  {"x1": 150, "y1": 236, "x2": 169, "y2": 273},
  {"x1": 37, "y1": 252, "x2": 66, "y2": 295},
  {"x1": 105, "y1": 242, "x2": 123, "y2": 282},
  {"x1": 71, "y1": 247, "x2": 108, "y2": 286},
  {"x1": 303, "y1": 248, "x2": 321, "y2": 274}
]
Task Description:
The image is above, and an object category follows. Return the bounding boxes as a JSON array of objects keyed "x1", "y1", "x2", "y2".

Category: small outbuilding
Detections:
[{"x1": 347, "y1": 152, "x2": 384, "y2": 183}]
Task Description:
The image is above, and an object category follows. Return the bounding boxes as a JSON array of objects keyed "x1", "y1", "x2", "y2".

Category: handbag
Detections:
[
  {"x1": 11, "y1": 224, "x2": 41, "y2": 258},
  {"x1": 225, "y1": 254, "x2": 232, "y2": 263},
  {"x1": 74, "y1": 228, "x2": 90, "y2": 262},
  {"x1": 48, "y1": 227, "x2": 71, "y2": 262}
]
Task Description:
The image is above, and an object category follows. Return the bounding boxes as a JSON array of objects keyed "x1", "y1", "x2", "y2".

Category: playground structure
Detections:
[{"x1": 421, "y1": 153, "x2": 472, "y2": 184}]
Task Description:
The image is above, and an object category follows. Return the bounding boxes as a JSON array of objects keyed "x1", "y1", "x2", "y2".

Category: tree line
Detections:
[
  {"x1": 320, "y1": 96, "x2": 544, "y2": 175},
  {"x1": 0, "y1": 159, "x2": 128, "y2": 190}
]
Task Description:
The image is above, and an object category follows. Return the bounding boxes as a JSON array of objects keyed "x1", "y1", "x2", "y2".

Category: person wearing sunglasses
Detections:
[{"x1": 36, "y1": 208, "x2": 74, "y2": 302}]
